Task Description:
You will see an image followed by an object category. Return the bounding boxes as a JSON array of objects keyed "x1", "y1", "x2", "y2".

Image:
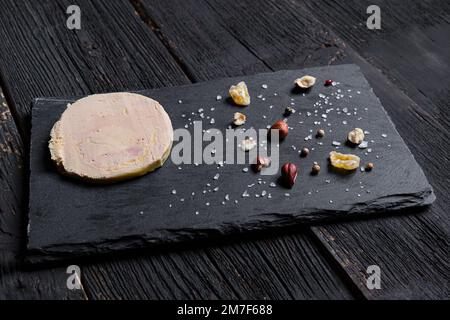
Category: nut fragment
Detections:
[
  {"x1": 284, "y1": 106, "x2": 296, "y2": 116},
  {"x1": 311, "y1": 163, "x2": 321, "y2": 175},
  {"x1": 229, "y1": 81, "x2": 250, "y2": 106},
  {"x1": 281, "y1": 162, "x2": 298, "y2": 188},
  {"x1": 329, "y1": 151, "x2": 360, "y2": 171},
  {"x1": 241, "y1": 138, "x2": 257, "y2": 152},
  {"x1": 316, "y1": 129, "x2": 325, "y2": 138},
  {"x1": 252, "y1": 156, "x2": 271, "y2": 172},
  {"x1": 347, "y1": 128, "x2": 365, "y2": 145},
  {"x1": 295, "y1": 75, "x2": 316, "y2": 89},
  {"x1": 269, "y1": 120, "x2": 289, "y2": 140},
  {"x1": 365, "y1": 162, "x2": 374, "y2": 171},
  {"x1": 233, "y1": 112, "x2": 246, "y2": 126},
  {"x1": 300, "y1": 147, "x2": 310, "y2": 157}
]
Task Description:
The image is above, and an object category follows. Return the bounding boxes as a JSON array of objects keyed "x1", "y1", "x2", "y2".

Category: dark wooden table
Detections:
[{"x1": 0, "y1": 0, "x2": 448, "y2": 300}]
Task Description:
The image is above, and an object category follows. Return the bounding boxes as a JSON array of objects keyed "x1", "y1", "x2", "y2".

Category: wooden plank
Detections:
[
  {"x1": 302, "y1": 0, "x2": 450, "y2": 299},
  {"x1": 0, "y1": 88, "x2": 23, "y2": 246},
  {"x1": 139, "y1": 0, "x2": 449, "y2": 299},
  {"x1": 0, "y1": 88, "x2": 85, "y2": 299},
  {"x1": 0, "y1": 0, "x2": 353, "y2": 299},
  {"x1": 303, "y1": 0, "x2": 450, "y2": 129}
]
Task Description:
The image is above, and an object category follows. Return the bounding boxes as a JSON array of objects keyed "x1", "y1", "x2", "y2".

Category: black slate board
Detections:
[{"x1": 27, "y1": 64, "x2": 435, "y2": 264}]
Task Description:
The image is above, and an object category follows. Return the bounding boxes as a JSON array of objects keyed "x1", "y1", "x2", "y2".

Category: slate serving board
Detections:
[{"x1": 27, "y1": 64, "x2": 435, "y2": 264}]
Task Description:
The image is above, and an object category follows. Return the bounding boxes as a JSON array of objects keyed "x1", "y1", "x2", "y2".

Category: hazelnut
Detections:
[
  {"x1": 366, "y1": 162, "x2": 374, "y2": 171},
  {"x1": 269, "y1": 120, "x2": 289, "y2": 140},
  {"x1": 253, "y1": 156, "x2": 270, "y2": 172},
  {"x1": 316, "y1": 129, "x2": 325, "y2": 138},
  {"x1": 311, "y1": 163, "x2": 321, "y2": 175},
  {"x1": 294, "y1": 75, "x2": 316, "y2": 89},
  {"x1": 281, "y1": 163, "x2": 298, "y2": 188},
  {"x1": 300, "y1": 147, "x2": 310, "y2": 157},
  {"x1": 347, "y1": 128, "x2": 365, "y2": 145}
]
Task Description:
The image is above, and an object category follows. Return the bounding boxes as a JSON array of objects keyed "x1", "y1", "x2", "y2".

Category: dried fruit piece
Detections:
[
  {"x1": 233, "y1": 112, "x2": 246, "y2": 126},
  {"x1": 324, "y1": 79, "x2": 333, "y2": 86},
  {"x1": 229, "y1": 81, "x2": 250, "y2": 106},
  {"x1": 295, "y1": 75, "x2": 316, "y2": 89},
  {"x1": 269, "y1": 120, "x2": 289, "y2": 139},
  {"x1": 347, "y1": 128, "x2": 365, "y2": 145},
  {"x1": 281, "y1": 163, "x2": 298, "y2": 188},
  {"x1": 329, "y1": 151, "x2": 360, "y2": 170},
  {"x1": 252, "y1": 156, "x2": 270, "y2": 172}
]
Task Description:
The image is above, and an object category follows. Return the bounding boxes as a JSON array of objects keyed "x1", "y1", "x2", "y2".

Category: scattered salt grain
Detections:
[{"x1": 358, "y1": 141, "x2": 368, "y2": 149}]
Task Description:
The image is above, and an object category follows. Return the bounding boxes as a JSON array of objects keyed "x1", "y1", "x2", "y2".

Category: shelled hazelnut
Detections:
[
  {"x1": 281, "y1": 163, "x2": 298, "y2": 188},
  {"x1": 365, "y1": 162, "x2": 374, "y2": 171},
  {"x1": 300, "y1": 147, "x2": 310, "y2": 157},
  {"x1": 269, "y1": 120, "x2": 289, "y2": 140},
  {"x1": 316, "y1": 129, "x2": 325, "y2": 138}
]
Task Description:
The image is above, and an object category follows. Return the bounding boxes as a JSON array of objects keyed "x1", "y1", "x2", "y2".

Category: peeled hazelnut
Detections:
[
  {"x1": 295, "y1": 75, "x2": 316, "y2": 89},
  {"x1": 365, "y1": 162, "x2": 374, "y2": 171},
  {"x1": 316, "y1": 129, "x2": 325, "y2": 138},
  {"x1": 233, "y1": 112, "x2": 246, "y2": 126},
  {"x1": 269, "y1": 120, "x2": 289, "y2": 140},
  {"x1": 281, "y1": 162, "x2": 298, "y2": 188},
  {"x1": 253, "y1": 156, "x2": 270, "y2": 172},
  {"x1": 229, "y1": 81, "x2": 250, "y2": 106},
  {"x1": 347, "y1": 128, "x2": 365, "y2": 145},
  {"x1": 241, "y1": 138, "x2": 257, "y2": 152},
  {"x1": 311, "y1": 163, "x2": 321, "y2": 175},
  {"x1": 300, "y1": 147, "x2": 310, "y2": 157}
]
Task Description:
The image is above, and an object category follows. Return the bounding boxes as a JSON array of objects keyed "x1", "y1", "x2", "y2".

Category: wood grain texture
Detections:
[
  {"x1": 304, "y1": 0, "x2": 450, "y2": 130},
  {"x1": 302, "y1": 0, "x2": 450, "y2": 299},
  {"x1": 0, "y1": 87, "x2": 85, "y2": 299},
  {"x1": 0, "y1": 87, "x2": 23, "y2": 246},
  {"x1": 139, "y1": 0, "x2": 449, "y2": 299},
  {"x1": 0, "y1": 0, "x2": 353, "y2": 299}
]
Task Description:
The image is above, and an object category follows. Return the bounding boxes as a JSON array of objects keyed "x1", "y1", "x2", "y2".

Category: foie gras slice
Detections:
[{"x1": 49, "y1": 92, "x2": 173, "y2": 183}]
